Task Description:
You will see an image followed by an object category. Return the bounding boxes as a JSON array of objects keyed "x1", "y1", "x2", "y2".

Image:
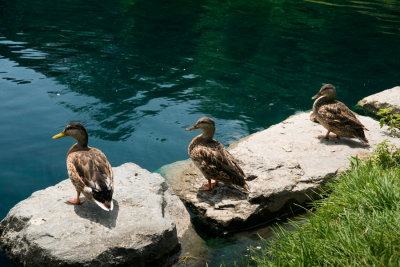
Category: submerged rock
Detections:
[
  {"x1": 0, "y1": 163, "x2": 191, "y2": 267},
  {"x1": 161, "y1": 112, "x2": 400, "y2": 235},
  {"x1": 357, "y1": 86, "x2": 400, "y2": 115}
]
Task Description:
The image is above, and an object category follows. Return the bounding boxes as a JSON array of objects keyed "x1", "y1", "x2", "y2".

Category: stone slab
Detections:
[
  {"x1": 161, "y1": 112, "x2": 400, "y2": 234},
  {"x1": 0, "y1": 163, "x2": 191, "y2": 267}
]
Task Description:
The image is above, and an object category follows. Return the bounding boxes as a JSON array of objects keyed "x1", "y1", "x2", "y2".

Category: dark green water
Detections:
[{"x1": 0, "y1": 0, "x2": 399, "y2": 266}]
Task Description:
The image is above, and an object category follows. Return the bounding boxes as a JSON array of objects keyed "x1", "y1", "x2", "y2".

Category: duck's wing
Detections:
[
  {"x1": 68, "y1": 148, "x2": 114, "y2": 210},
  {"x1": 215, "y1": 143, "x2": 246, "y2": 177},
  {"x1": 89, "y1": 148, "x2": 114, "y2": 188},
  {"x1": 70, "y1": 149, "x2": 113, "y2": 188},
  {"x1": 318, "y1": 101, "x2": 366, "y2": 129},
  {"x1": 190, "y1": 141, "x2": 247, "y2": 188},
  {"x1": 67, "y1": 157, "x2": 86, "y2": 189}
]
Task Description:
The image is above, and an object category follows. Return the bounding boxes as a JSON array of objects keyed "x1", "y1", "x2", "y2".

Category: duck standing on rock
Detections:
[
  {"x1": 312, "y1": 84, "x2": 368, "y2": 144},
  {"x1": 52, "y1": 122, "x2": 114, "y2": 211},
  {"x1": 186, "y1": 117, "x2": 249, "y2": 192}
]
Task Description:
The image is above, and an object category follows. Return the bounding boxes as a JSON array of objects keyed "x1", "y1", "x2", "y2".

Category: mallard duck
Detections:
[
  {"x1": 312, "y1": 84, "x2": 368, "y2": 144},
  {"x1": 186, "y1": 117, "x2": 249, "y2": 192},
  {"x1": 52, "y1": 122, "x2": 114, "y2": 211}
]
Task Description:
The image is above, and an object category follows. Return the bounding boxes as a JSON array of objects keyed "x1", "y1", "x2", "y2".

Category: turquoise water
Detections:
[{"x1": 1, "y1": 0, "x2": 400, "y2": 266}]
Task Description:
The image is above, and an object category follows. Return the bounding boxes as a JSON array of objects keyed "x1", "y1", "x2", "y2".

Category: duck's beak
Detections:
[
  {"x1": 186, "y1": 125, "x2": 197, "y2": 131},
  {"x1": 311, "y1": 92, "x2": 321, "y2": 100},
  {"x1": 52, "y1": 132, "x2": 67, "y2": 139}
]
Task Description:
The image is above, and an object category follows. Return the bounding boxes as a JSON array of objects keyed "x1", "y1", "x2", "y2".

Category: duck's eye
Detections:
[{"x1": 66, "y1": 126, "x2": 77, "y2": 131}]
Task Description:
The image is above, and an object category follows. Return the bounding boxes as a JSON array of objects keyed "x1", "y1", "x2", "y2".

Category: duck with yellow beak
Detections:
[{"x1": 52, "y1": 122, "x2": 114, "y2": 211}]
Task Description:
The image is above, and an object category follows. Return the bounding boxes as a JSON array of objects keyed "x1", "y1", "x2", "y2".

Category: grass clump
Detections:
[
  {"x1": 377, "y1": 107, "x2": 400, "y2": 137},
  {"x1": 251, "y1": 142, "x2": 400, "y2": 267}
]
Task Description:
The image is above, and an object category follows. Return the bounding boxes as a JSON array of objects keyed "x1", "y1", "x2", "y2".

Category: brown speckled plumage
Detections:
[
  {"x1": 312, "y1": 84, "x2": 368, "y2": 143},
  {"x1": 53, "y1": 122, "x2": 114, "y2": 211},
  {"x1": 67, "y1": 144, "x2": 113, "y2": 202},
  {"x1": 187, "y1": 117, "x2": 248, "y2": 191}
]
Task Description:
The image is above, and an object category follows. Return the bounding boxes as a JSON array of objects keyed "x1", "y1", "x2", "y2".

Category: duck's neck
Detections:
[
  {"x1": 75, "y1": 134, "x2": 88, "y2": 148},
  {"x1": 313, "y1": 95, "x2": 335, "y2": 112},
  {"x1": 200, "y1": 128, "x2": 215, "y2": 140}
]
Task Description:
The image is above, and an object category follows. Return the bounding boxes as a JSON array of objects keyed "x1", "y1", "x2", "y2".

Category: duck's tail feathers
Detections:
[
  {"x1": 231, "y1": 182, "x2": 250, "y2": 193},
  {"x1": 354, "y1": 128, "x2": 369, "y2": 145},
  {"x1": 94, "y1": 199, "x2": 113, "y2": 211},
  {"x1": 245, "y1": 175, "x2": 257, "y2": 181},
  {"x1": 359, "y1": 137, "x2": 369, "y2": 145},
  {"x1": 243, "y1": 183, "x2": 250, "y2": 193}
]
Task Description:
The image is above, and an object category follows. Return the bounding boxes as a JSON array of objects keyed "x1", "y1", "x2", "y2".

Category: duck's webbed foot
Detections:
[
  {"x1": 199, "y1": 180, "x2": 218, "y2": 191},
  {"x1": 66, "y1": 191, "x2": 85, "y2": 205},
  {"x1": 66, "y1": 198, "x2": 85, "y2": 205},
  {"x1": 316, "y1": 131, "x2": 338, "y2": 139}
]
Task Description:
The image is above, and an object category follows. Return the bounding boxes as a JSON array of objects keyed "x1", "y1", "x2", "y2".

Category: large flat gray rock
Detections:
[
  {"x1": 0, "y1": 163, "x2": 191, "y2": 267},
  {"x1": 357, "y1": 86, "x2": 400, "y2": 114},
  {"x1": 161, "y1": 112, "x2": 400, "y2": 235}
]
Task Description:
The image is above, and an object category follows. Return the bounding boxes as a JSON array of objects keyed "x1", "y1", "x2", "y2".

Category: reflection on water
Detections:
[{"x1": 1, "y1": 0, "x2": 400, "y2": 266}]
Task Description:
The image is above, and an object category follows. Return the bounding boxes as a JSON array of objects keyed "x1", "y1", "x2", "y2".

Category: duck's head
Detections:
[
  {"x1": 186, "y1": 117, "x2": 215, "y2": 131},
  {"x1": 52, "y1": 122, "x2": 88, "y2": 147},
  {"x1": 186, "y1": 117, "x2": 216, "y2": 138},
  {"x1": 312, "y1": 84, "x2": 336, "y2": 100}
]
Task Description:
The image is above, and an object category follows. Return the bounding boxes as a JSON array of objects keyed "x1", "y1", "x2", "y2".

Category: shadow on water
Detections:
[
  {"x1": 175, "y1": 205, "x2": 309, "y2": 267},
  {"x1": 0, "y1": 255, "x2": 13, "y2": 267},
  {"x1": 74, "y1": 200, "x2": 119, "y2": 229}
]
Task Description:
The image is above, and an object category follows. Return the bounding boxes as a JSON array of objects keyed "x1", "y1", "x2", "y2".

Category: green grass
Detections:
[{"x1": 251, "y1": 141, "x2": 400, "y2": 267}]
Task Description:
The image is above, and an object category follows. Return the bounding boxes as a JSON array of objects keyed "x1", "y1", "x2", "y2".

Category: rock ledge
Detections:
[
  {"x1": 0, "y1": 163, "x2": 190, "y2": 267},
  {"x1": 357, "y1": 86, "x2": 400, "y2": 114},
  {"x1": 162, "y1": 112, "x2": 400, "y2": 235}
]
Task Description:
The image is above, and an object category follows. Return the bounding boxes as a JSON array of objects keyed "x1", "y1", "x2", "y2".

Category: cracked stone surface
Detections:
[
  {"x1": 0, "y1": 163, "x2": 191, "y2": 267},
  {"x1": 161, "y1": 112, "x2": 400, "y2": 234},
  {"x1": 357, "y1": 86, "x2": 400, "y2": 115}
]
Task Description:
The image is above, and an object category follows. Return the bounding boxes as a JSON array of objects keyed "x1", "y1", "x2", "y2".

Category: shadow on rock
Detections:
[
  {"x1": 318, "y1": 137, "x2": 369, "y2": 148},
  {"x1": 382, "y1": 131, "x2": 400, "y2": 138},
  {"x1": 74, "y1": 199, "x2": 119, "y2": 228},
  {"x1": 196, "y1": 185, "x2": 247, "y2": 206}
]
